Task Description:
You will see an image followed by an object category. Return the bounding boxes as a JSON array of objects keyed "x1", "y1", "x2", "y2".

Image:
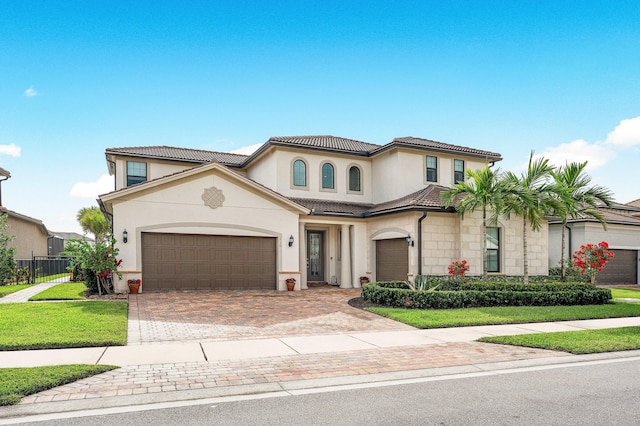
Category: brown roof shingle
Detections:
[
  {"x1": 267, "y1": 135, "x2": 380, "y2": 154},
  {"x1": 289, "y1": 185, "x2": 451, "y2": 217},
  {"x1": 375, "y1": 136, "x2": 502, "y2": 161},
  {"x1": 105, "y1": 146, "x2": 248, "y2": 166}
]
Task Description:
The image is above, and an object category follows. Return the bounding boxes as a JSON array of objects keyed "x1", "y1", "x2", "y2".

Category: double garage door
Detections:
[{"x1": 141, "y1": 233, "x2": 277, "y2": 291}]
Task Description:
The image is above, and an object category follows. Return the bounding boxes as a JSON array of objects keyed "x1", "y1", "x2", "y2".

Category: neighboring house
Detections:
[
  {"x1": 548, "y1": 202, "x2": 640, "y2": 285},
  {"x1": 49, "y1": 232, "x2": 94, "y2": 256},
  {"x1": 1, "y1": 207, "x2": 50, "y2": 259},
  {"x1": 99, "y1": 135, "x2": 549, "y2": 293}
]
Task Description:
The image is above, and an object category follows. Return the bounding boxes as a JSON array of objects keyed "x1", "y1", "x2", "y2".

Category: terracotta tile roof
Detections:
[
  {"x1": 0, "y1": 167, "x2": 10, "y2": 177},
  {"x1": 548, "y1": 207, "x2": 640, "y2": 226},
  {"x1": 288, "y1": 198, "x2": 373, "y2": 216},
  {"x1": 289, "y1": 185, "x2": 451, "y2": 217},
  {"x1": 105, "y1": 146, "x2": 248, "y2": 166},
  {"x1": 375, "y1": 136, "x2": 502, "y2": 161},
  {"x1": 267, "y1": 135, "x2": 380, "y2": 154}
]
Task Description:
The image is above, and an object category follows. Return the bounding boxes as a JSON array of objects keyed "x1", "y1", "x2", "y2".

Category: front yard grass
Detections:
[
  {"x1": 366, "y1": 303, "x2": 640, "y2": 329},
  {"x1": 29, "y1": 283, "x2": 88, "y2": 301},
  {"x1": 0, "y1": 284, "x2": 33, "y2": 297},
  {"x1": 479, "y1": 326, "x2": 640, "y2": 354},
  {"x1": 610, "y1": 288, "x2": 640, "y2": 300},
  {"x1": 0, "y1": 365, "x2": 118, "y2": 406},
  {"x1": 0, "y1": 302, "x2": 128, "y2": 351}
]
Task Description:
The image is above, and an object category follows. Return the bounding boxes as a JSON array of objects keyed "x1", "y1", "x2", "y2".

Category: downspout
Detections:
[
  {"x1": 417, "y1": 211, "x2": 428, "y2": 275},
  {"x1": 0, "y1": 174, "x2": 9, "y2": 206}
]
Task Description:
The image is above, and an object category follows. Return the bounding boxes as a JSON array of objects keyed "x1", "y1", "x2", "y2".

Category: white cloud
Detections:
[
  {"x1": 230, "y1": 143, "x2": 262, "y2": 155},
  {"x1": 70, "y1": 174, "x2": 114, "y2": 199},
  {"x1": 24, "y1": 86, "x2": 38, "y2": 97},
  {"x1": 537, "y1": 139, "x2": 615, "y2": 170},
  {"x1": 605, "y1": 116, "x2": 640, "y2": 147},
  {"x1": 0, "y1": 143, "x2": 21, "y2": 157}
]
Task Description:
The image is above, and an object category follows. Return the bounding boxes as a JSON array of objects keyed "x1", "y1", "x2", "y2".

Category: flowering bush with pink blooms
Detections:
[
  {"x1": 448, "y1": 260, "x2": 470, "y2": 279},
  {"x1": 572, "y1": 241, "x2": 615, "y2": 285}
]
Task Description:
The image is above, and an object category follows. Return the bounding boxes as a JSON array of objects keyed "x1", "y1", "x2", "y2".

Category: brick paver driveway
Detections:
[{"x1": 128, "y1": 287, "x2": 413, "y2": 344}]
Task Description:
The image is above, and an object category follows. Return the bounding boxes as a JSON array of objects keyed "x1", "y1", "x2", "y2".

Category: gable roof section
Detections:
[
  {"x1": 99, "y1": 161, "x2": 309, "y2": 214},
  {"x1": 0, "y1": 207, "x2": 49, "y2": 235},
  {"x1": 290, "y1": 185, "x2": 452, "y2": 218},
  {"x1": 373, "y1": 137, "x2": 503, "y2": 162},
  {"x1": 105, "y1": 146, "x2": 248, "y2": 167}
]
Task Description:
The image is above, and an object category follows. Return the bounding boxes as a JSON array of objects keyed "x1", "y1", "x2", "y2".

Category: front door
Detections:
[{"x1": 307, "y1": 231, "x2": 325, "y2": 282}]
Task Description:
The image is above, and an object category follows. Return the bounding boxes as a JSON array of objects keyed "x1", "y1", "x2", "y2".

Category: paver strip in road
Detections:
[{"x1": 19, "y1": 342, "x2": 567, "y2": 404}]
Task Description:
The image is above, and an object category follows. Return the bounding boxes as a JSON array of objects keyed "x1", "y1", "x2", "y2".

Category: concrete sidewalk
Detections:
[
  {"x1": 2, "y1": 316, "x2": 640, "y2": 368},
  {"x1": 0, "y1": 280, "x2": 68, "y2": 304}
]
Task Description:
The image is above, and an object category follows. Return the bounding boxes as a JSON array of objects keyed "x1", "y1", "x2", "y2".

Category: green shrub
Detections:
[{"x1": 361, "y1": 280, "x2": 612, "y2": 309}]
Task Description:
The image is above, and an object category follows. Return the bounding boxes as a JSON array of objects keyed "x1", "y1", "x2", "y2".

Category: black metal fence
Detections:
[{"x1": 15, "y1": 256, "x2": 71, "y2": 284}]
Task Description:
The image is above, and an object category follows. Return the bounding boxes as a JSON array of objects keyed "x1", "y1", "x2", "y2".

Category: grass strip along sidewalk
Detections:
[
  {"x1": 29, "y1": 283, "x2": 88, "y2": 301},
  {"x1": 0, "y1": 365, "x2": 118, "y2": 406},
  {"x1": 0, "y1": 285, "x2": 33, "y2": 297},
  {"x1": 0, "y1": 301, "x2": 128, "y2": 351},
  {"x1": 479, "y1": 326, "x2": 640, "y2": 354}
]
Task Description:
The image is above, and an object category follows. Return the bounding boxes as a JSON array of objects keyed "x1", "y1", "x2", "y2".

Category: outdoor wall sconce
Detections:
[
  {"x1": 288, "y1": 235, "x2": 294, "y2": 247},
  {"x1": 123, "y1": 229, "x2": 128, "y2": 244},
  {"x1": 406, "y1": 234, "x2": 414, "y2": 247}
]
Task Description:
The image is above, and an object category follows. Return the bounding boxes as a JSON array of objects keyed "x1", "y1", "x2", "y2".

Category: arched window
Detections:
[
  {"x1": 348, "y1": 166, "x2": 361, "y2": 192},
  {"x1": 293, "y1": 159, "x2": 307, "y2": 187},
  {"x1": 321, "y1": 163, "x2": 334, "y2": 189}
]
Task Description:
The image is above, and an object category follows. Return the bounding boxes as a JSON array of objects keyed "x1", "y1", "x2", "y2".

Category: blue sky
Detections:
[{"x1": 1, "y1": 1, "x2": 639, "y2": 233}]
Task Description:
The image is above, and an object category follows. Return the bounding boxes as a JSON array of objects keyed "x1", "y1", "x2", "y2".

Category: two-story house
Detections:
[{"x1": 99, "y1": 135, "x2": 549, "y2": 293}]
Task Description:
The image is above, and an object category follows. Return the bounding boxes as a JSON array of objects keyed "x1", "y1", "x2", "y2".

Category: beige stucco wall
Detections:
[
  {"x1": 112, "y1": 157, "x2": 198, "y2": 191},
  {"x1": 247, "y1": 148, "x2": 373, "y2": 204},
  {"x1": 6, "y1": 216, "x2": 49, "y2": 259},
  {"x1": 420, "y1": 212, "x2": 461, "y2": 275},
  {"x1": 549, "y1": 222, "x2": 640, "y2": 268},
  {"x1": 107, "y1": 167, "x2": 301, "y2": 292},
  {"x1": 371, "y1": 148, "x2": 494, "y2": 204}
]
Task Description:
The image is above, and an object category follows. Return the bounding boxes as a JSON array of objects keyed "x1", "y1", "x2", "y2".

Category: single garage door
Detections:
[
  {"x1": 141, "y1": 233, "x2": 277, "y2": 291},
  {"x1": 376, "y1": 238, "x2": 408, "y2": 281},
  {"x1": 597, "y1": 249, "x2": 638, "y2": 285}
]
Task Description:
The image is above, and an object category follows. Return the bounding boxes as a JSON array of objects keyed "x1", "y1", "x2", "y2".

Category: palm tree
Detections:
[
  {"x1": 551, "y1": 161, "x2": 613, "y2": 281},
  {"x1": 504, "y1": 152, "x2": 564, "y2": 284},
  {"x1": 441, "y1": 166, "x2": 507, "y2": 280},
  {"x1": 76, "y1": 206, "x2": 109, "y2": 243}
]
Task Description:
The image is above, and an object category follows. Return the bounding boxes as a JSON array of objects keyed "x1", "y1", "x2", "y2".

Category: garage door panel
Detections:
[
  {"x1": 376, "y1": 238, "x2": 408, "y2": 281},
  {"x1": 598, "y1": 249, "x2": 637, "y2": 285},
  {"x1": 142, "y1": 233, "x2": 276, "y2": 291}
]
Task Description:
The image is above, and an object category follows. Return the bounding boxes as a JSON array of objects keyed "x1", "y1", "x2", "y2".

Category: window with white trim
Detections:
[{"x1": 486, "y1": 227, "x2": 500, "y2": 273}]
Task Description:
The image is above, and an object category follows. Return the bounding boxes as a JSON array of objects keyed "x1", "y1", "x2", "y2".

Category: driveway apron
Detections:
[{"x1": 127, "y1": 287, "x2": 413, "y2": 345}]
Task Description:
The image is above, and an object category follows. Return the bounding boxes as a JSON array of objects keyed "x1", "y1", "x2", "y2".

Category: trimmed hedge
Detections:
[{"x1": 361, "y1": 280, "x2": 612, "y2": 309}]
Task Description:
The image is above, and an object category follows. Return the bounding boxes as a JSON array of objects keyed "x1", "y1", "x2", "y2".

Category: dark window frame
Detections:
[
  {"x1": 486, "y1": 226, "x2": 501, "y2": 273},
  {"x1": 426, "y1": 155, "x2": 437, "y2": 182},
  {"x1": 293, "y1": 159, "x2": 307, "y2": 187},
  {"x1": 126, "y1": 161, "x2": 147, "y2": 187},
  {"x1": 348, "y1": 166, "x2": 361, "y2": 192},
  {"x1": 321, "y1": 162, "x2": 335, "y2": 189},
  {"x1": 454, "y1": 159, "x2": 465, "y2": 183}
]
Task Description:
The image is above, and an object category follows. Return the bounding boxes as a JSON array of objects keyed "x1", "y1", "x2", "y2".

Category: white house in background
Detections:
[
  {"x1": 99, "y1": 135, "x2": 549, "y2": 293},
  {"x1": 548, "y1": 201, "x2": 640, "y2": 285}
]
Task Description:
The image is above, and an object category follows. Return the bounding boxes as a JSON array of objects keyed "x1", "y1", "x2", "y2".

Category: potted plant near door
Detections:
[
  {"x1": 285, "y1": 278, "x2": 296, "y2": 291},
  {"x1": 359, "y1": 276, "x2": 370, "y2": 285},
  {"x1": 128, "y1": 279, "x2": 141, "y2": 294}
]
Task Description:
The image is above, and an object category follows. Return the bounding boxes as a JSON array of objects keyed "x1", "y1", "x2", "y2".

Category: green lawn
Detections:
[
  {"x1": 35, "y1": 273, "x2": 69, "y2": 284},
  {"x1": 0, "y1": 284, "x2": 33, "y2": 297},
  {"x1": 366, "y1": 303, "x2": 640, "y2": 328},
  {"x1": 479, "y1": 326, "x2": 640, "y2": 354},
  {"x1": 29, "y1": 283, "x2": 88, "y2": 301},
  {"x1": 0, "y1": 302, "x2": 128, "y2": 350},
  {"x1": 0, "y1": 365, "x2": 118, "y2": 406},
  {"x1": 610, "y1": 288, "x2": 640, "y2": 300}
]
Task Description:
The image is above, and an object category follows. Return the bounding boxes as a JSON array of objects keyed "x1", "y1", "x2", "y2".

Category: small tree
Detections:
[
  {"x1": 64, "y1": 235, "x2": 122, "y2": 295},
  {"x1": 76, "y1": 206, "x2": 109, "y2": 243},
  {"x1": 572, "y1": 241, "x2": 615, "y2": 285},
  {"x1": 0, "y1": 214, "x2": 16, "y2": 285}
]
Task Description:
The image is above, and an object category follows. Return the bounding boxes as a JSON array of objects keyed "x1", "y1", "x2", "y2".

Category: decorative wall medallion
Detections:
[{"x1": 202, "y1": 186, "x2": 225, "y2": 209}]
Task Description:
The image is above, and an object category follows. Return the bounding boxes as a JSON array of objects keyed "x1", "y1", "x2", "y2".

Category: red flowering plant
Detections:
[
  {"x1": 448, "y1": 259, "x2": 470, "y2": 280},
  {"x1": 572, "y1": 241, "x2": 615, "y2": 285},
  {"x1": 64, "y1": 235, "x2": 123, "y2": 295}
]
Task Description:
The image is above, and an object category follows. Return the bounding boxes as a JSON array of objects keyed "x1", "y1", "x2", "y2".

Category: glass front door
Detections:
[{"x1": 307, "y1": 231, "x2": 325, "y2": 282}]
